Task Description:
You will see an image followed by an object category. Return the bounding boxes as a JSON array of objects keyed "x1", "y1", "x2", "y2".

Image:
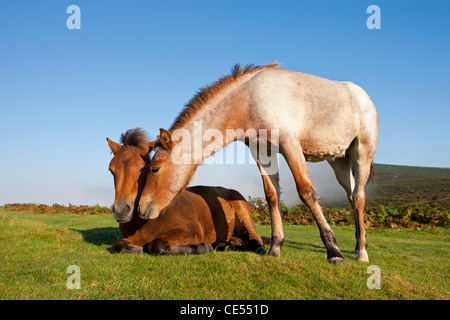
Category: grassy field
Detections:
[
  {"x1": 322, "y1": 164, "x2": 449, "y2": 209},
  {"x1": 356, "y1": 164, "x2": 449, "y2": 210},
  {"x1": 1, "y1": 208, "x2": 448, "y2": 300}
]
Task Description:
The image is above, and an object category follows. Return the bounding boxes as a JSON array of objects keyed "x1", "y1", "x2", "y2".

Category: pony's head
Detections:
[
  {"x1": 138, "y1": 128, "x2": 197, "y2": 220},
  {"x1": 107, "y1": 128, "x2": 155, "y2": 223}
]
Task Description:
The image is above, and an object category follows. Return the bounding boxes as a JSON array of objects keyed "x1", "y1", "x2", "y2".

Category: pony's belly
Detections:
[
  {"x1": 301, "y1": 137, "x2": 350, "y2": 162},
  {"x1": 303, "y1": 148, "x2": 347, "y2": 162}
]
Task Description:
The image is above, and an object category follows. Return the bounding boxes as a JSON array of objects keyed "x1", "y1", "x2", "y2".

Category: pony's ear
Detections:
[
  {"x1": 145, "y1": 139, "x2": 157, "y2": 154},
  {"x1": 157, "y1": 128, "x2": 172, "y2": 150},
  {"x1": 107, "y1": 138, "x2": 121, "y2": 154}
]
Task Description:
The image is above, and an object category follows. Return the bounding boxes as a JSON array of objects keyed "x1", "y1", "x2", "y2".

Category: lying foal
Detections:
[{"x1": 107, "y1": 128, "x2": 266, "y2": 255}]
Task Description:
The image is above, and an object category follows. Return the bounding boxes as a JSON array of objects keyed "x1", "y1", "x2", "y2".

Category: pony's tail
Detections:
[
  {"x1": 261, "y1": 236, "x2": 272, "y2": 245},
  {"x1": 367, "y1": 161, "x2": 376, "y2": 183}
]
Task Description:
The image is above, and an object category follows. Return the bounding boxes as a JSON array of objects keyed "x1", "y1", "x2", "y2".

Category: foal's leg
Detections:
[
  {"x1": 225, "y1": 236, "x2": 267, "y2": 255},
  {"x1": 110, "y1": 238, "x2": 143, "y2": 254},
  {"x1": 255, "y1": 158, "x2": 284, "y2": 257},
  {"x1": 232, "y1": 198, "x2": 264, "y2": 245},
  {"x1": 280, "y1": 139, "x2": 344, "y2": 263},
  {"x1": 212, "y1": 240, "x2": 236, "y2": 251},
  {"x1": 145, "y1": 239, "x2": 213, "y2": 255}
]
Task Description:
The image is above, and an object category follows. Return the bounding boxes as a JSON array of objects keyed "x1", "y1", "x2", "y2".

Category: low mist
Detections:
[{"x1": 190, "y1": 142, "x2": 348, "y2": 207}]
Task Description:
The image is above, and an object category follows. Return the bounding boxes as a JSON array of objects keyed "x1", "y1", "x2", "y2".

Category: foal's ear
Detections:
[
  {"x1": 107, "y1": 138, "x2": 121, "y2": 154},
  {"x1": 157, "y1": 128, "x2": 173, "y2": 150},
  {"x1": 145, "y1": 139, "x2": 157, "y2": 154}
]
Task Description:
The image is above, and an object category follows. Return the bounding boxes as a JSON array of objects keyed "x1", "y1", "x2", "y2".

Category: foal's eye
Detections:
[
  {"x1": 151, "y1": 166, "x2": 160, "y2": 174},
  {"x1": 139, "y1": 167, "x2": 146, "y2": 173}
]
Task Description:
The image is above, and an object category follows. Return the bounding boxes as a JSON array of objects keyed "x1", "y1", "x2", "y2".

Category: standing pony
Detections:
[
  {"x1": 107, "y1": 128, "x2": 266, "y2": 255},
  {"x1": 138, "y1": 63, "x2": 378, "y2": 263}
]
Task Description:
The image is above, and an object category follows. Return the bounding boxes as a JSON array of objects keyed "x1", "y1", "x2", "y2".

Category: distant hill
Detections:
[{"x1": 325, "y1": 163, "x2": 450, "y2": 210}]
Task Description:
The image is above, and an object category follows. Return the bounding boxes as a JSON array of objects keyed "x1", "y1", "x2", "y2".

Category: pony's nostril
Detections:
[
  {"x1": 138, "y1": 203, "x2": 154, "y2": 220},
  {"x1": 112, "y1": 203, "x2": 132, "y2": 220}
]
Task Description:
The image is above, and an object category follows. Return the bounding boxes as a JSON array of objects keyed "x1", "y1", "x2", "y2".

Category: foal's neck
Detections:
[{"x1": 172, "y1": 82, "x2": 253, "y2": 163}]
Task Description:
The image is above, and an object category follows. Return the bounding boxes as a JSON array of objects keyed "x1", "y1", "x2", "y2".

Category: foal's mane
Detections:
[
  {"x1": 170, "y1": 62, "x2": 280, "y2": 130},
  {"x1": 120, "y1": 128, "x2": 149, "y2": 149}
]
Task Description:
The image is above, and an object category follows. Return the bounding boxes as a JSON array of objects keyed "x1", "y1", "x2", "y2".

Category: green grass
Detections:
[{"x1": 0, "y1": 209, "x2": 448, "y2": 300}]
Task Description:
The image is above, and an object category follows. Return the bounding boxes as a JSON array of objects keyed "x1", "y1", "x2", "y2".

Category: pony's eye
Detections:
[
  {"x1": 151, "y1": 167, "x2": 160, "y2": 174},
  {"x1": 139, "y1": 167, "x2": 146, "y2": 173}
]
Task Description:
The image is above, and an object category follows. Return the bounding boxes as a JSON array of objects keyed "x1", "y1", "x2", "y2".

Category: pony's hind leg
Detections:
[
  {"x1": 280, "y1": 137, "x2": 344, "y2": 263},
  {"x1": 110, "y1": 238, "x2": 143, "y2": 254},
  {"x1": 347, "y1": 142, "x2": 375, "y2": 263},
  {"x1": 329, "y1": 156, "x2": 372, "y2": 262},
  {"x1": 328, "y1": 156, "x2": 355, "y2": 205}
]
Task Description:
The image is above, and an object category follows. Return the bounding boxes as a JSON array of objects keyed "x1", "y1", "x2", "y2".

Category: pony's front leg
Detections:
[
  {"x1": 256, "y1": 159, "x2": 284, "y2": 257},
  {"x1": 110, "y1": 238, "x2": 143, "y2": 254},
  {"x1": 280, "y1": 138, "x2": 344, "y2": 263}
]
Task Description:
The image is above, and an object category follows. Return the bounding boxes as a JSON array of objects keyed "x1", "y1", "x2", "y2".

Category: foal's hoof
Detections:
[
  {"x1": 212, "y1": 241, "x2": 235, "y2": 252},
  {"x1": 224, "y1": 243, "x2": 235, "y2": 251},
  {"x1": 328, "y1": 257, "x2": 345, "y2": 264},
  {"x1": 197, "y1": 243, "x2": 214, "y2": 254}
]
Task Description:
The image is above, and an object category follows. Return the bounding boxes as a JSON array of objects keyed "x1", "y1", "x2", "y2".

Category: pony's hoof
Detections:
[
  {"x1": 255, "y1": 247, "x2": 267, "y2": 255},
  {"x1": 267, "y1": 249, "x2": 281, "y2": 257},
  {"x1": 328, "y1": 257, "x2": 345, "y2": 264},
  {"x1": 357, "y1": 250, "x2": 370, "y2": 263}
]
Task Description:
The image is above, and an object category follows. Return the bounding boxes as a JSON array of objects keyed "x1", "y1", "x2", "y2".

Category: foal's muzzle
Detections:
[
  {"x1": 112, "y1": 203, "x2": 133, "y2": 223},
  {"x1": 138, "y1": 202, "x2": 156, "y2": 220}
]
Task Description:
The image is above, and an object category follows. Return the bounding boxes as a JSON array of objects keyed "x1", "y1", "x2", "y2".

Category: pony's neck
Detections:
[{"x1": 171, "y1": 78, "x2": 253, "y2": 163}]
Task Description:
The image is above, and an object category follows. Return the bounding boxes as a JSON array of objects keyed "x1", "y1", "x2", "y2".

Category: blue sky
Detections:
[{"x1": 0, "y1": 0, "x2": 449, "y2": 206}]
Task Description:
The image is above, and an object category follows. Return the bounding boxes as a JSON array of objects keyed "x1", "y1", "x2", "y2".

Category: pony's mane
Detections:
[
  {"x1": 120, "y1": 128, "x2": 149, "y2": 149},
  {"x1": 170, "y1": 62, "x2": 280, "y2": 130}
]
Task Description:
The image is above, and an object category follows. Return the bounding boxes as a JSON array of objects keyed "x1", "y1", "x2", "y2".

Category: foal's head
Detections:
[
  {"x1": 107, "y1": 128, "x2": 155, "y2": 223},
  {"x1": 138, "y1": 128, "x2": 197, "y2": 220}
]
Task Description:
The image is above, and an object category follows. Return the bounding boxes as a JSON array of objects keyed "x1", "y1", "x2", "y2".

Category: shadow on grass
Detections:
[
  {"x1": 283, "y1": 240, "x2": 354, "y2": 255},
  {"x1": 72, "y1": 228, "x2": 354, "y2": 257},
  {"x1": 72, "y1": 227, "x2": 122, "y2": 246}
]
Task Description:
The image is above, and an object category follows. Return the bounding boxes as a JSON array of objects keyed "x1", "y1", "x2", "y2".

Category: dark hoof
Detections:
[
  {"x1": 255, "y1": 247, "x2": 267, "y2": 255},
  {"x1": 144, "y1": 239, "x2": 171, "y2": 255},
  {"x1": 328, "y1": 257, "x2": 345, "y2": 264},
  {"x1": 197, "y1": 243, "x2": 214, "y2": 254},
  {"x1": 110, "y1": 246, "x2": 123, "y2": 254},
  {"x1": 224, "y1": 243, "x2": 235, "y2": 251},
  {"x1": 212, "y1": 241, "x2": 235, "y2": 252}
]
